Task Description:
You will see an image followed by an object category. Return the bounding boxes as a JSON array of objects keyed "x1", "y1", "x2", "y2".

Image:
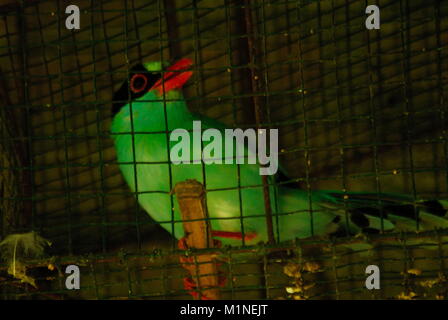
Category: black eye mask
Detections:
[{"x1": 111, "y1": 63, "x2": 162, "y2": 117}]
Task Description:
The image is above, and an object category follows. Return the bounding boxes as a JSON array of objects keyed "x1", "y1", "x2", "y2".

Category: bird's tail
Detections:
[{"x1": 318, "y1": 191, "x2": 448, "y2": 236}]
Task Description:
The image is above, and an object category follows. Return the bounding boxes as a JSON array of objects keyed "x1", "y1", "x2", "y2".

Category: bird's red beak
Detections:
[{"x1": 150, "y1": 58, "x2": 193, "y2": 95}]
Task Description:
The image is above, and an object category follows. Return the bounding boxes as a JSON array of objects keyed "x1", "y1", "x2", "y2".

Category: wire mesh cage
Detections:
[
  {"x1": 0, "y1": 72, "x2": 24, "y2": 239},
  {"x1": 0, "y1": 0, "x2": 447, "y2": 300}
]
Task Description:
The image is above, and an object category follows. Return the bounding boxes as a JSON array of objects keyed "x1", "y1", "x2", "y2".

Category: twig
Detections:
[
  {"x1": 174, "y1": 179, "x2": 221, "y2": 300},
  {"x1": 243, "y1": 0, "x2": 275, "y2": 244}
]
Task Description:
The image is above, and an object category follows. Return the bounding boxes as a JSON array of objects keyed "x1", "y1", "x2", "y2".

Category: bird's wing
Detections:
[{"x1": 190, "y1": 112, "x2": 294, "y2": 185}]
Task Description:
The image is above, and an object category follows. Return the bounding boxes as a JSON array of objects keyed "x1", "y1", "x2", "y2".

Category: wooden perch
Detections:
[{"x1": 173, "y1": 179, "x2": 221, "y2": 300}]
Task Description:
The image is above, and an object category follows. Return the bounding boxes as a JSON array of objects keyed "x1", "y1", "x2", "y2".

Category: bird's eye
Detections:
[{"x1": 130, "y1": 73, "x2": 148, "y2": 93}]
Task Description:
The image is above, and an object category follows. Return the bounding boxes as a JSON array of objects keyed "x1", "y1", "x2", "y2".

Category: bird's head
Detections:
[{"x1": 111, "y1": 58, "x2": 193, "y2": 117}]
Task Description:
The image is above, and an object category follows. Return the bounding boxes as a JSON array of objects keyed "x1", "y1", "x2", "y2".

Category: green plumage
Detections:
[{"x1": 111, "y1": 61, "x2": 448, "y2": 247}]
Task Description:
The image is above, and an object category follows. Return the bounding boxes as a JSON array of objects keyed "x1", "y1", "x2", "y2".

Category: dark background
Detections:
[{"x1": 0, "y1": 0, "x2": 446, "y2": 299}]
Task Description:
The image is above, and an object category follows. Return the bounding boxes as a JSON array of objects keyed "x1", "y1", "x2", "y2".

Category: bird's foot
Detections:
[
  {"x1": 177, "y1": 230, "x2": 258, "y2": 299},
  {"x1": 178, "y1": 235, "x2": 226, "y2": 300}
]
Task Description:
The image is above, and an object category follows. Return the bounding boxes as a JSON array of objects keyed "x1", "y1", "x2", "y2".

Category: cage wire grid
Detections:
[{"x1": 0, "y1": 0, "x2": 446, "y2": 300}]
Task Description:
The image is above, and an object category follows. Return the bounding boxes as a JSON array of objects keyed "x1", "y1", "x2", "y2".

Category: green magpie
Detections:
[{"x1": 110, "y1": 58, "x2": 448, "y2": 247}]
